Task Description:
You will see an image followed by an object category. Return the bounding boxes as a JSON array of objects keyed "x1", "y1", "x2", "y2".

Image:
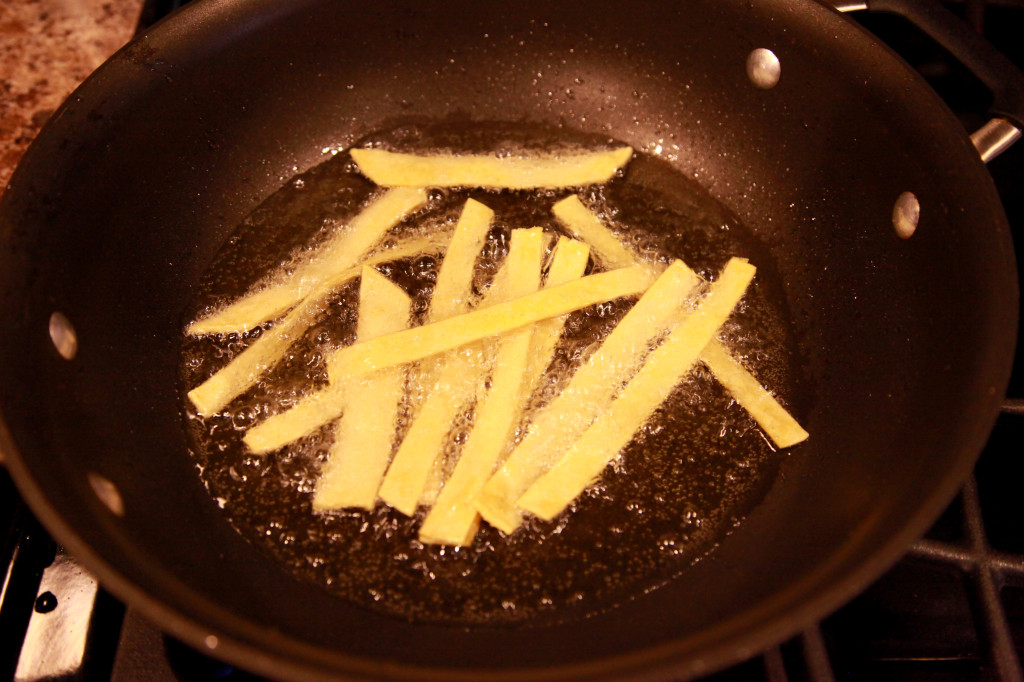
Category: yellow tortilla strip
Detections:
[
  {"x1": 239, "y1": 262, "x2": 421, "y2": 453},
  {"x1": 474, "y1": 259, "x2": 701, "y2": 534},
  {"x1": 243, "y1": 389, "x2": 344, "y2": 455},
  {"x1": 188, "y1": 187, "x2": 426, "y2": 335},
  {"x1": 427, "y1": 198, "x2": 494, "y2": 323},
  {"x1": 188, "y1": 232, "x2": 449, "y2": 417},
  {"x1": 189, "y1": 282, "x2": 334, "y2": 417},
  {"x1": 404, "y1": 197, "x2": 496, "y2": 478},
  {"x1": 700, "y1": 342, "x2": 809, "y2": 449},
  {"x1": 552, "y1": 194, "x2": 648, "y2": 271},
  {"x1": 327, "y1": 265, "x2": 656, "y2": 380},
  {"x1": 312, "y1": 267, "x2": 412, "y2": 511},
  {"x1": 350, "y1": 147, "x2": 633, "y2": 189},
  {"x1": 419, "y1": 233, "x2": 558, "y2": 545},
  {"x1": 379, "y1": 229, "x2": 545, "y2": 516},
  {"x1": 519, "y1": 237, "x2": 591, "y2": 403},
  {"x1": 518, "y1": 257, "x2": 757, "y2": 521},
  {"x1": 410, "y1": 199, "x2": 498, "y2": 508},
  {"x1": 553, "y1": 194, "x2": 807, "y2": 451}
]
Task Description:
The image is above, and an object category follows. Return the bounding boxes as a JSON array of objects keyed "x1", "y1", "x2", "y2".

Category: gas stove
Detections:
[{"x1": 2, "y1": 1, "x2": 1022, "y2": 680}]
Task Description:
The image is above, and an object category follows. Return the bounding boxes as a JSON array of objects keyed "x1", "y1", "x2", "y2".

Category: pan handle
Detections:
[{"x1": 828, "y1": 0, "x2": 1024, "y2": 162}]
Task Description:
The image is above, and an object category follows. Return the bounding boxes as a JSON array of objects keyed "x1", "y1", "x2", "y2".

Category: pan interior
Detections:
[{"x1": 179, "y1": 121, "x2": 804, "y2": 627}]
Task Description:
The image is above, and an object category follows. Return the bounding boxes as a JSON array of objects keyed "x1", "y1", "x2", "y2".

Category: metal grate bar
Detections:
[
  {"x1": 962, "y1": 477, "x2": 1024, "y2": 682},
  {"x1": 762, "y1": 646, "x2": 789, "y2": 682},
  {"x1": 800, "y1": 627, "x2": 838, "y2": 682}
]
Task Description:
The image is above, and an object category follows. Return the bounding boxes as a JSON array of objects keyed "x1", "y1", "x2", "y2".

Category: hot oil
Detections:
[{"x1": 179, "y1": 122, "x2": 803, "y2": 627}]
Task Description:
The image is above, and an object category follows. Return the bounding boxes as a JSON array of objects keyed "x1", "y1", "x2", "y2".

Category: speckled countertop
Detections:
[{"x1": 0, "y1": 0, "x2": 142, "y2": 196}]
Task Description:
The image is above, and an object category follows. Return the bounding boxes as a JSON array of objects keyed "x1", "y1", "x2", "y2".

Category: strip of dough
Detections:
[
  {"x1": 312, "y1": 268, "x2": 412, "y2": 510},
  {"x1": 243, "y1": 388, "x2": 344, "y2": 455},
  {"x1": 553, "y1": 194, "x2": 806, "y2": 450},
  {"x1": 474, "y1": 259, "x2": 701, "y2": 534},
  {"x1": 188, "y1": 187, "x2": 426, "y2": 335},
  {"x1": 327, "y1": 265, "x2": 655, "y2": 380},
  {"x1": 242, "y1": 204, "x2": 489, "y2": 451},
  {"x1": 351, "y1": 147, "x2": 633, "y2": 190},
  {"x1": 427, "y1": 198, "x2": 494, "y2": 322},
  {"x1": 418, "y1": 237, "x2": 588, "y2": 545},
  {"x1": 378, "y1": 229, "x2": 545, "y2": 516},
  {"x1": 552, "y1": 194, "x2": 649, "y2": 272},
  {"x1": 518, "y1": 257, "x2": 756, "y2": 521},
  {"x1": 700, "y1": 342, "x2": 809, "y2": 448},
  {"x1": 406, "y1": 200, "x2": 501, "y2": 508},
  {"x1": 519, "y1": 237, "x2": 592, "y2": 403}
]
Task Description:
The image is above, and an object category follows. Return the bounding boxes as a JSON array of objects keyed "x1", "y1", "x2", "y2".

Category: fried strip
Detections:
[
  {"x1": 327, "y1": 265, "x2": 655, "y2": 380},
  {"x1": 243, "y1": 389, "x2": 344, "y2": 455},
  {"x1": 418, "y1": 237, "x2": 588, "y2": 545},
  {"x1": 700, "y1": 342, "x2": 809, "y2": 448},
  {"x1": 379, "y1": 229, "x2": 545, "y2": 516},
  {"x1": 312, "y1": 268, "x2": 412, "y2": 510},
  {"x1": 351, "y1": 147, "x2": 633, "y2": 189},
  {"x1": 552, "y1": 194, "x2": 649, "y2": 272},
  {"x1": 518, "y1": 258, "x2": 756, "y2": 521},
  {"x1": 474, "y1": 259, "x2": 701, "y2": 534},
  {"x1": 519, "y1": 237, "x2": 592, "y2": 403},
  {"x1": 188, "y1": 187, "x2": 426, "y2": 335},
  {"x1": 241, "y1": 205, "x2": 488, "y2": 451},
  {"x1": 553, "y1": 194, "x2": 807, "y2": 450},
  {"x1": 427, "y1": 198, "x2": 494, "y2": 322},
  {"x1": 408, "y1": 200, "x2": 498, "y2": 508}
]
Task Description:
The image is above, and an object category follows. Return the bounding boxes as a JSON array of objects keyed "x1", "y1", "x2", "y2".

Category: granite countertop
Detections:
[{"x1": 0, "y1": 0, "x2": 143, "y2": 197}]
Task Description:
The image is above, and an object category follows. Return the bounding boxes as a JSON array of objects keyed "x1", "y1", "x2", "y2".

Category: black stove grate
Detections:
[{"x1": 2, "y1": 1, "x2": 1023, "y2": 680}]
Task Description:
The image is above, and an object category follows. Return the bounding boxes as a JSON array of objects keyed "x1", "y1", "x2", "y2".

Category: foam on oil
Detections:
[{"x1": 179, "y1": 122, "x2": 804, "y2": 627}]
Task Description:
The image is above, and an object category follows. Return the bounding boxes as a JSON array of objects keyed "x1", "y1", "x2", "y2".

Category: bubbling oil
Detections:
[{"x1": 178, "y1": 122, "x2": 804, "y2": 627}]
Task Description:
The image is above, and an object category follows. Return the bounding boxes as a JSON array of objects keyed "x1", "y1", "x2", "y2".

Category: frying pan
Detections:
[{"x1": 0, "y1": 0, "x2": 1020, "y2": 679}]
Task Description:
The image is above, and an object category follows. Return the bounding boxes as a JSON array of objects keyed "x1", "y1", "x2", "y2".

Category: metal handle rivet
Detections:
[
  {"x1": 893, "y1": 191, "x2": 920, "y2": 239},
  {"x1": 88, "y1": 473, "x2": 125, "y2": 517},
  {"x1": 747, "y1": 48, "x2": 781, "y2": 89},
  {"x1": 48, "y1": 312, "x2": 78, "y2": 360}
]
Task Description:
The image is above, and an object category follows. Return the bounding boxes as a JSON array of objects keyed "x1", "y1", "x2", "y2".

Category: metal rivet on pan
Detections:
[
  {"x1": 204, "y1": 635, "x2": 219, "y2": 650},
  {"x1": 49, "y1": 312, "x2": 78, "y2": 360},
  {"x1": 892, "y1": 191, "x2": 920, "y2": 239},
  {"x1": 746, "y1": 48, "x2": 781, "y2": 89},
  {"x1": 88, "y1": 473, "x2": 125, "y2": 517}
]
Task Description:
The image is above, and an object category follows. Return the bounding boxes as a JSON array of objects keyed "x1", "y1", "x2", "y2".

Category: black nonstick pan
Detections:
[{"x1": 0, "y1": 0, "x2": 1019, "y2": 679}]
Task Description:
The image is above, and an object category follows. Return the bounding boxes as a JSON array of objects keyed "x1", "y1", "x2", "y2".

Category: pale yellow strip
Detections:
[
  {"x1": 519, "y1": 237, "x2": 592, "y2": 402},
  {"x1": 418, "y1": 236, "x2": 581, "y2": 512},
  {"x1": 553, "y1": 194, "x2": 807, "y2": 451},
  {"x1": 474, "y1": 260, "x2": 701, "y2": 534},
  {"x1": 552, "y1": 194, "x2": 645, "y2": 271},
  {"x1": 188, "y1": 233, "x2": 446, "y2": 416},
  {"x1": 240, "y1": 265, "x2": 417, "y2": 454},
  {"x1": 351, "y1": 147, "x2": 633, "y2": 190},
  {"x1": 386, "y1": 258, "x2": 513, "y2": 508},
  {"x1": 239, "y1": 212, "x2": 489, "y2": 451},
  {"x1": 413, "y1": 199, "x2": 496, "y2": 507},
  {"x1": 327, "y1": 265, "x2": 655, "y2": 380},
  {"x1": 187, "y1": 187, "x2": 426, "y2": 335},
  {"x1": 700, "y1": 343, "x2": 809, "y2": 448},
  {"x1": 518, "y1": 258, "x2": 756, "y2": 521},
  {"x1": 427, "y1": 198, "x2": 494, "y2": 322},
  {"x1": 418, "y1": 232, "x2": 548, "y2": 545},
  {"x1": 243, "y1": 389, "x2": 345, "y2": 454},
  {"x1": 378, "y1": 229, "x2": 545, "y2": 516},
  {"x1": 312, "y1": 268, "x2": 412, "y2": 510},
  {"x1": 189, "y1": 280, "x2": 335, "y2": 417}
]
